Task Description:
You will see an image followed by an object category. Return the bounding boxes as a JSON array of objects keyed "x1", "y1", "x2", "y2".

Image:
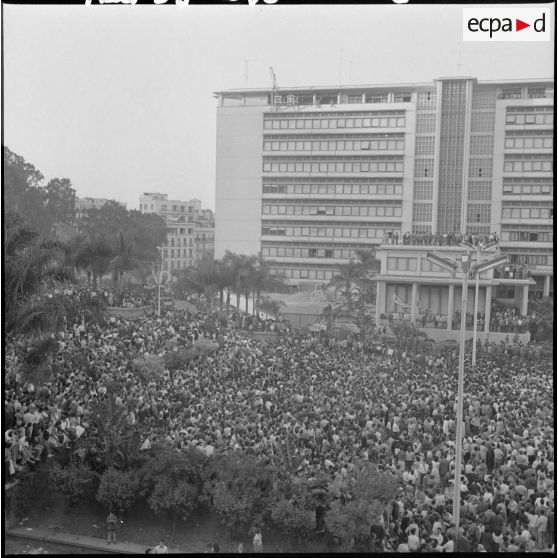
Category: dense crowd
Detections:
[
  {"x1": 4, "y1": 304, "x2": 554, "y2": 553},
  {"x1": 383, "y1": 231, "x2": 500, "y2": 247}
]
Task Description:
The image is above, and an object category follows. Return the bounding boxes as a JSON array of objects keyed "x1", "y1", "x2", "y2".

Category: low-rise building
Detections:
[
  {"x1": 374, "y1": 243, "x2": 534, "y2": 333},
  {"x1": 139, "y1": 193, "x2": 215, "y2": 274}
]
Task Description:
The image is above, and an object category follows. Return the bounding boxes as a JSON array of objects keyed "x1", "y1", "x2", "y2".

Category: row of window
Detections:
[
  {"x1": 502, "y1": 183, "x2": 552, "y2": 195},
  {"x1": 502, "y1": 207, "x2": 552, "y2": 219},
  {"x1": 415, "y1": 159, "x2": 435, "y2": 178},
  {"x1": 262, "y1": 160, "x2": 404, "y2": 173},
  {"x1": 469, "y1": 158, "x2": 493, "y2": 178},
  {"x1": 262, "y1": 246, "x2": 362, "y2": 260},
  {"x1": 387, "y1": 257, "x2": 417, "y2": 271},
  {"x1": 164, "y1": 248, "x2": 194, "y2": 258},
  {"x1": 262, "y1": 182, "x2": 403, "y2": 196},
  {"x1": 415, "y1": 136, "x2": 436, "y2": 156},
  {"x1": 262, "y1": 204, "x2": 403, "y2": 217},
  {"x1": 471, "y1": 112, "x2": 496, "y2": 133},
  {"x1": 263, "y1": 138, "x2": 404, "y2": 152},
  {"x1": 503, "y1": 160, "x2": 553, "y2": 173},
  {"x1": 472, "y1": 88, "x2": 497, "y2": 110},
  {"x1": 168, "y1": 238, "x2": 194, "y2": 247},
  {"x1": 262, "y1": 225, "x2": 398, "y2": 239},
  {"x1": 143, "y1": 204, "x2": 194, "y2": 213},
  {"x1": 416, "y1": 114, "x2": 436, "y2": 134},
  {"x1": 467, "y1": 204, "x2": 491, "y2": 223},
  {"x1": 470, "y1": 136, "x2": 495, "y2": 155},
  {"x1": 501, "y1": 231, "x2": 553, "y2": 242},
  {"x1": 508, "y1": 254, "x2": 551, "y2": 266},
  {"x1": 263, "y1": 115, "x2": 406, "y2": 130},
  {"x1": 270, "y1": 267, "x2": 335, "y2": 281},
  {"x1": 468, "y1": 181, "x2": 492, "y2": 201},
  {"x1": 504, "y1": 136, "x2": 553, "y2": 149},
  {"x1": 413, "y1": 203, "x2": 433, "y2": 222},
  {"x1": 499, "y1": 87, "x2": 552, "y2": 100},
  {"x1": 505, "y1": 113, "x2": 553, "y2": 125},
  {"x1": 414, "y1": 182, "x2": 434, "y2": 200}
]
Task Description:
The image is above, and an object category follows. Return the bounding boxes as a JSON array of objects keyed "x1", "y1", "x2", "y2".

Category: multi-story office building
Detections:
[
  {"x1": 139, "y1": 193, "x2": 201, "y2": 274},
  {"x1": 214, "y1": 77, "x2": 553, "y2": 297},
  {"x1": 195, "y1": 208, "x2": 215, "y2": 262}
]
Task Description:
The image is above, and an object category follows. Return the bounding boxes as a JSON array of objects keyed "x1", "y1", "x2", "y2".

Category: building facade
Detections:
[
  {"x1": 374, "y1": 244, "x2": 533, "y2": 331},
  {"x1": 195, "y1": 208, "x2": 215, "y2": 262},
  {"x1": 139, "y1": 193, "x2": 201, "y2": 274},
  {"x1": 214, "y1": 77, "x2": 553, "y2": 296}
]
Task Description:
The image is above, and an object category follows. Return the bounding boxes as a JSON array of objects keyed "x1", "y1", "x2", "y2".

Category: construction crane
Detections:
[{"x1": 269, "y1": 66, "x2": 279, "y2": 111}]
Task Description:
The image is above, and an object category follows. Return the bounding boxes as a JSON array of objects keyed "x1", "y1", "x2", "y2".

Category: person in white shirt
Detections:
[{"x1": 153, "y1": 540, "x2": 168, "y2": 554}]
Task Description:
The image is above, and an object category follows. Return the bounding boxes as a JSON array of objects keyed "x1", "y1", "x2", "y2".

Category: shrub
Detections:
[
  {"x1": 10, "y1": 463, "x2": 53, "y2": 519},
  {"x1": 212, "y1": 480, "x2": 260, "y2": 536},
  {"x1": 96, "y1": 467, "x2": 139, "y2": 514},
  {"x1": 270, "y1": 499, "x2": 315, "y2": 544},
  {"x1": 148, "y1": 472, "x2": 199, "y2": 534},
  {"x1": 48, "y1": 459, "x2": 98, "y2": 506}
]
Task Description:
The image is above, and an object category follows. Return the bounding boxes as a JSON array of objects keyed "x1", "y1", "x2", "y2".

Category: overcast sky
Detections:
[{"x1": 4, "y1": 3, "x2": 554, "y2": 211}]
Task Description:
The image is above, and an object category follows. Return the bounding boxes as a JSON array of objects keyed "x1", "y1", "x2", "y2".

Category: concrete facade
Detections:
[
  {"x1": 214, "y1": 77, "x2": 553, "y2": 294},
  {"x1": 374, "y1": 245, "x2": 534, "y2": 330}
]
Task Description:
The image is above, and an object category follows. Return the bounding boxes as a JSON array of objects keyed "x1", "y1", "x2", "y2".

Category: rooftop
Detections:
[{"x1": 213, "y1": 76, "x2": 553, "y2": 96}]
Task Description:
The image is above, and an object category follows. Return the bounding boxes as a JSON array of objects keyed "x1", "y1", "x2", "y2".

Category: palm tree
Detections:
[
  {"x1": 69, "y1": 235, "x2": 114, "y2": 289},
  {"x1": 328, "y1": 249, "x2": 381, "y2": 312},
  {"x1": 258, "y1": 296, "x2": 286, "y2": 319},
  {"x1": 4, "y1": 212, "x2": 74, "y2": 333},
  {"x1": 232, "y1": 254, "x2": 257, "y2": 314},
  {"x1": 110, "y1": 232, "x2": 138, "y2": 291},
  {"x1": 249, "y1": 253, "x2": 285, "y2": 316}
]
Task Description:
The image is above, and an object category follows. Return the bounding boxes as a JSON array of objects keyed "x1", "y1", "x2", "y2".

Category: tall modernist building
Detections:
[{"x1": 214, "y1": 77, "x2": 554, "y2": 296}]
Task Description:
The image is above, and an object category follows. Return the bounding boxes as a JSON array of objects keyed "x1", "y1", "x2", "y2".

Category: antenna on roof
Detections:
[{"x1": 270, "y1": 66, "x2": 279, "y2": 111}]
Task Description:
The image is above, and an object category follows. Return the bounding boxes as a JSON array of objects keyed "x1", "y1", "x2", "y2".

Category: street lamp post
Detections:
[
  {"x1": 461, "y1": 241, "x2": 501, "y2": 367},
  {"x1": 152, "y1": 246, "x2": 165, "y2": 318},
  {"x1": 452, "y1": 254, "x2": 470, "y2": 541},
  {"x1": 426, "y1": 248, "x2": 508, "y2": 548}
]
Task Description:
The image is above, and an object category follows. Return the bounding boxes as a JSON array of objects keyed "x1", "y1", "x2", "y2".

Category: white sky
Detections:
[{"x1": 3, "y1": 3, "x2": 555, "y2": 211}]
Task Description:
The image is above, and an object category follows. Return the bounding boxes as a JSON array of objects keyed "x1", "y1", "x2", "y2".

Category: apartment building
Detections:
[
  {"x1": 195, "y1": 208, "x2": 215, "y2": 262},
  {"x1": 214, "y1": 77, "x2": 553, "y2": 296},
  {"x1": 139, "y1": 193, "x2": 201, "y2": 274}
]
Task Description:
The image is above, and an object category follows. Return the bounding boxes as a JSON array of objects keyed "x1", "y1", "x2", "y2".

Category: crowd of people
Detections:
[
  {"x1": 383, "y1": 231, "x2": 500, "y2": 248},
  {"x1": 4, "y1": 298, "x2": 554, "y2": 553}
]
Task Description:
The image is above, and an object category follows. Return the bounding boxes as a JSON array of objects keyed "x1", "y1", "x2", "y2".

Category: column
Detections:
[
  {"x1": 543, "y1": 276, "x2": 550, "y2": 298},
  {"x1": 447, "y1": 284, "x2": 455, "y2": 330},
  {"x1": 411, "y1": 283, "x2": 418, "y2": 325},
  {"x1": 375, "y1": 281, "x2": 382, "y2": 327},
  {"x1": 484, "y1": 285, "x2": 492, "y2": 333},
  {"x1": 521, "y1": 285, "x2": 529, "y2": 316}
]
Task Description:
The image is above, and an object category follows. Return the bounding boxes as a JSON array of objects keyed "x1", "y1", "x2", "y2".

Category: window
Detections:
[
  {"x1": 416, "y1": 114, "x2": 436, "y2": 133},
  {"x1": 414, "y1": 182, "x2": 433, "y2": 200},
  {"x1": 414, "y1": 159, "x2": 434, "y2": 178},
  {"x1": 413, "y1": 203, "x2": 432, "y2": 222},
  {"x1": 415, "y1": 136, "x2": 435, "y2": 156}
]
